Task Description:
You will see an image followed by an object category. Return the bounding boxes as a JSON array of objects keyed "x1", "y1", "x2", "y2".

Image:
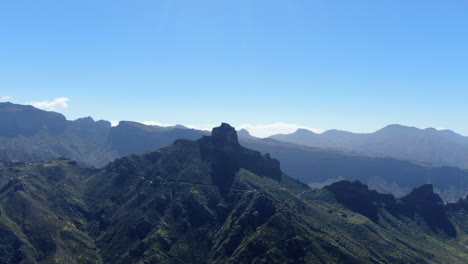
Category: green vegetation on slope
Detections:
[{"x1": 0, "y1": 124, "x2": 467, "y2": 263}]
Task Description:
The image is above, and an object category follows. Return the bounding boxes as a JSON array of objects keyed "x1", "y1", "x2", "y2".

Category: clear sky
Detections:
[{"x1": 1, "y1": 0, "x2": 467, "y2": 137}]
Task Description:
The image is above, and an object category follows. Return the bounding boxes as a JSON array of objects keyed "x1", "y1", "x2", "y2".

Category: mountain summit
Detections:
[
  {"x1": 211, "y1": 123, "x2": 240, "y2": 147},
  {"x1": 200, "y1": 123, "x2": 281, "y2": 188}
]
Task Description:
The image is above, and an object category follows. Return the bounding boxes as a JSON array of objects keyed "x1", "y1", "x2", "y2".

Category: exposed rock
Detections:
[
  {"x1": 200, "y1": 123, "x2": 282, "y2": 188},
  {"x1": 212, "y1": 123, "x2": 241, "y2": 149},
  {"x1": 325, "y1": 180, "x2": 398, "y2": 222},
  {"x1": 327, "y1": 181, "x2": 457, "y2": 237},
  {"x1": 200, "y1": 123, "x2": 241, "y2": 188},
  {"x1": 401, "y1": 185, "x2": 456, "y2": 236}
]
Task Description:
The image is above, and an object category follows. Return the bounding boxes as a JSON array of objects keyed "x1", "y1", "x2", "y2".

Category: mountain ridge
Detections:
[
  {"x1": 1, "y1": 102, "x2": 467, "y2": 201},
  {"x1": 0, "y1": 124, "x2": 467, "y2": 263},
  {"x1": 271, "y1": 124, "x2": 468, "y2": 169}
]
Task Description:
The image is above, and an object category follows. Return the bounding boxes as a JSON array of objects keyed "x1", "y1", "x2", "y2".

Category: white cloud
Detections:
[
  {"x1": 238, "y1": 122, "x2": 323, "y2": 138},
  {"x1": 109, "y1": 121, "x2": 322, "y2": 137},
  {"x1": 29, "y1": 97, "x2": 70, "y2": 111},
  {"x1": 177, "y1": 122, "x2": 323, "y2": 137},
  {"x1": 185, "y1": 124, "x2": 216, "y2": 131},
  {"x1": 1, "y1": 96, "x2": 13, "y2": 102},
  {"x1": 109, "y1": 120, "x2": 176, "y2": 127},
  {"x1": 110, "y1": 120, "x2": 120, "y2": 127},
  {"x1": 140, "y1": 121, "x2": 174, "y2": 127}
]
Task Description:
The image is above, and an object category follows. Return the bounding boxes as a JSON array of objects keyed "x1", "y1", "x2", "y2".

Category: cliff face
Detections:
[
  {"x1": 401, "y1": 184, "x2": 456, "y2": 236},
  {"x1": 200, "y1": 123, "x2": 282, "y2": 188}
]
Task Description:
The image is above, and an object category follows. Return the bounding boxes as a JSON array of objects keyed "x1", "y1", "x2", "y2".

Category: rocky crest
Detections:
[
  {"x1": 71, "y1": 117, "x2": 111, "y2": 131},
  {"x1": 200, "y1": 123, "x2": 282, "y2": 188},
  {"x1": 326, "y1": 181, "x2": 456, "y2": 237},
  {"x1": 211, "y1": 123, "x2": 241, "y2": 149},
  {"x1": 325, "y1": 180, "x2": 398, "y2": 221},
  {"x1": 402, "y1": 184, "x2": 456, "y2": 236}
]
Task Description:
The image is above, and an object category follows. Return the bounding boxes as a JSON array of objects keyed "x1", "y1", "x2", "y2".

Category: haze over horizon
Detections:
[
  {"x1": 1, "y1": 100, "x2": 465, "y2": 138},
  {"x1": 2, "y1": 0, "x2": 467, "y2": 136}
]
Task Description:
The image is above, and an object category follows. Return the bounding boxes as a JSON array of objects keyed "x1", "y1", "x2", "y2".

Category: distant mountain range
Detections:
[
  {"x1": 0, "y1": 124, "x2": 467, "y2": 263},
  {"x1": 0, "y1": 102, "x2": 205, "y2": 166},
  {"x1": 1, "y1": 102, "x2": 467, "y2": 201},
  {"x1": 270, "y1": 125, "x2": 468, "y2": 169}
]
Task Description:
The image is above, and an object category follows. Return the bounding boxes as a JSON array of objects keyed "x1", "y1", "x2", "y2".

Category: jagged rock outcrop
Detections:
[
  {"x1": 200, "y1": 123, "x2": 282, "y2": 188},
  {"x1": 325, "y1": 180, "x2": 398, "y2": 221},
  {"x1": 401, "y1": 184, "x2": 456, "y2": 236},
  {"x1": 200, "y1": 123, "x2": 242, "y2": 188},
  {"x1": 327, "y1": 181, "x2": 457, "y2": 237},
  {"x1": 71, "y1": 117, "x2": 111, "y2": 131}
]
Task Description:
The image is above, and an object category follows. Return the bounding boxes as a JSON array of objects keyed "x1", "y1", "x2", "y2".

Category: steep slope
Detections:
[
  {"x1": 1, "y1": 124, "x2": 466, "y2": 263},
  {"x1": 0, "y1": 159, "x2": 101, "y2": 263},
  {"x1": 271, "y1": 124, "x2": 468, "y2": 169}
]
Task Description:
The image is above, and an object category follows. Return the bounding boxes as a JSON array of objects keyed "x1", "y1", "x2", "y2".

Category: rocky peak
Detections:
[
  {"x1": 402, "y1": 184, "x2": 442, "y2": 205},
  {"x1": 325, "y1": 180, "x2": 397, "y2": 221},
  {"x1": 72, "y1": 117, "x2": 111, "y2": 131},
  {"x1": 200, "y1": 123, "x2": 282, "y2": 188},
  {"x1": 211, "y1": 123, "x2": 240, "y2": 149},
  {"x1": 401, "y1": 184, "x2": 455, "y2": 237},
  {"x1": 200, "y1": 123, "x2": 241, "y2": 188},
  {"x1": 237, "y1": 129, "x2": 253, "y2": 139}
]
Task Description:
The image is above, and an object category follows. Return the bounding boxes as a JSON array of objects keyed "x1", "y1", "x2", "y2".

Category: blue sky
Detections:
[{"x1": 1, "y1": 0, "x2": 467, "y2": 137}]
